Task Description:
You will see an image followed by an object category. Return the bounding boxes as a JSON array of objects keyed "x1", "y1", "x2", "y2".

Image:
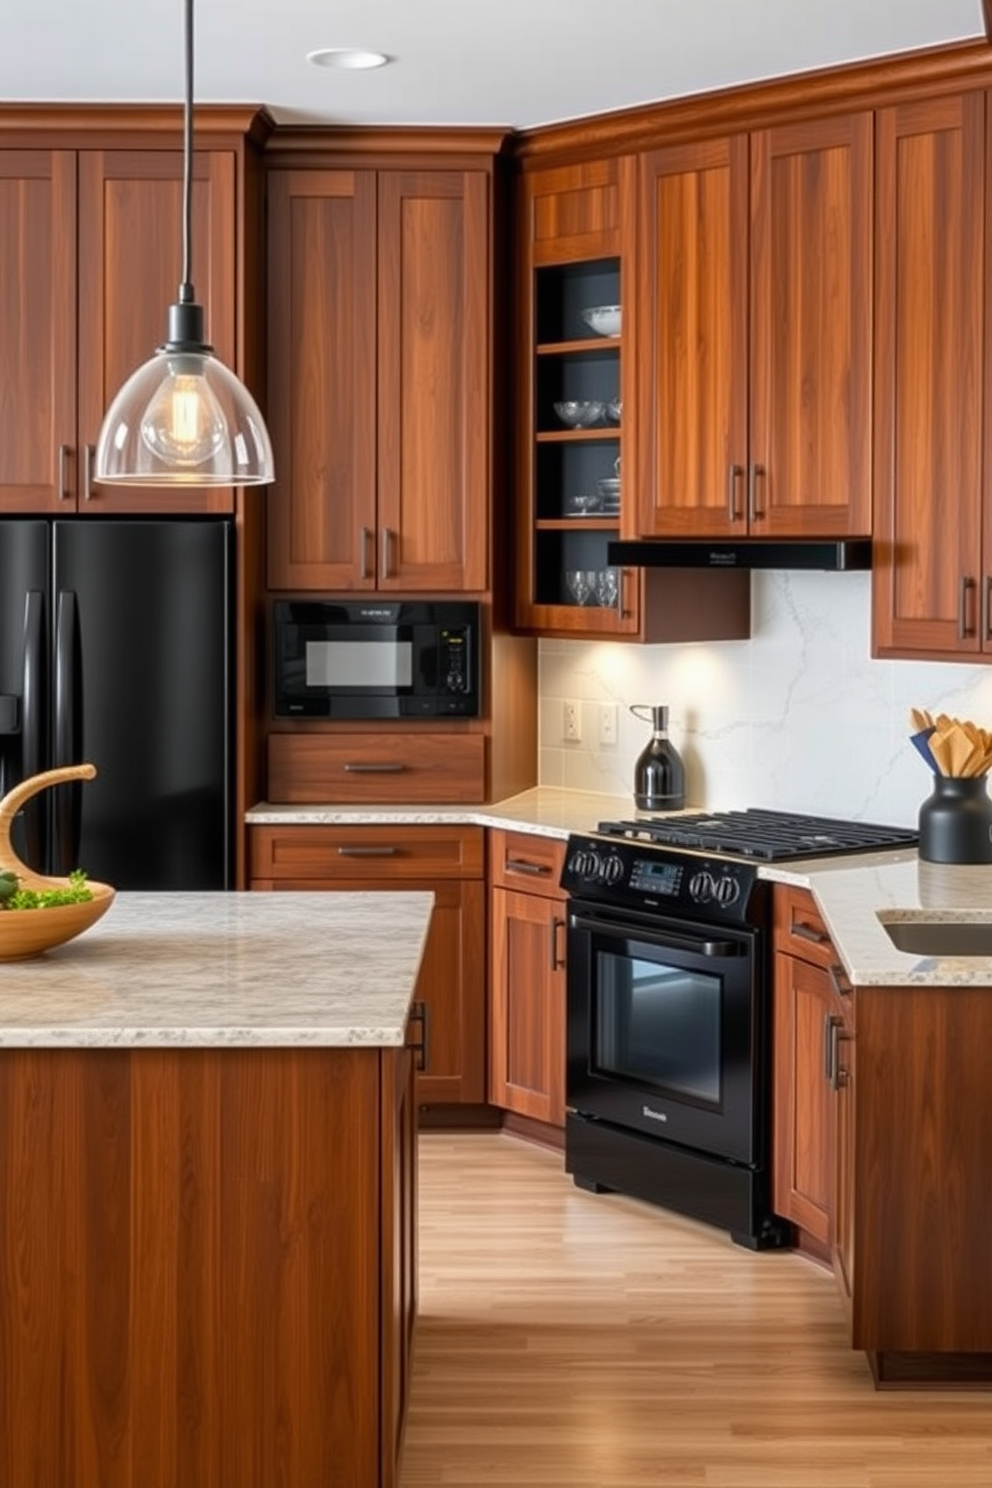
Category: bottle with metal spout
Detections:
[{"x1": 630, "y1": 705, "x2": 685, "y2": 812}]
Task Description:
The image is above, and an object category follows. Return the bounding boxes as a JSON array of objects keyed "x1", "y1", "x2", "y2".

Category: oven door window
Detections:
[{"x1": 593, "y1": 940, "x2": 721, "y2": 1109}]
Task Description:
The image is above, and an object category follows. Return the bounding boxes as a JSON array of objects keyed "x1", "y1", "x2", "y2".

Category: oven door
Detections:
[{"x1": 566, "y1": 899, "x2": 762, "y2": 1165}]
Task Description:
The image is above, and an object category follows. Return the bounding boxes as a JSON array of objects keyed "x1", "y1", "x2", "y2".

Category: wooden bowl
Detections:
[{"x1": 0, "y1": 764, "x2": 115, "y2": 962}]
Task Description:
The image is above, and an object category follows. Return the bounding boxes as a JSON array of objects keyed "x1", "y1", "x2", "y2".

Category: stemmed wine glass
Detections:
[
  {"x1": 564, "y1": 570, "x2": 595, "y2": 606},
  {"x1": 594, "y1": 567, "x2": 619, "y2": 608}
]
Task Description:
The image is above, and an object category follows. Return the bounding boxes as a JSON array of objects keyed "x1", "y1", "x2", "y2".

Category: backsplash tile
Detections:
[{"x1": 538, "y1": 572, "x2": 992, "y2": 826}]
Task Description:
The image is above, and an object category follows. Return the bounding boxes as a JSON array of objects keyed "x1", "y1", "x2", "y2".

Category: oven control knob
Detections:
[
  {"x1": 688, "y1": 870, "x2": 715, "y2": 903},
  {"x1": 713, "y1": 874, "x2": 742, "y2": 906},
  {"x1": 567, "y1": 847, "x2": 599, "y2": 881},
  {"x1": 602, "y1": 854, "x2": 625, "y2": 886}
]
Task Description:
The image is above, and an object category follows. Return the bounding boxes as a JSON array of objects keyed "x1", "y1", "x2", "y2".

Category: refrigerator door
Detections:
[
  {"x1": 0, "y1": 521, "x2": 50, "y2": 865},
  {"x1": 53, "y1": 519, "x2": 233, "y2": 889}
]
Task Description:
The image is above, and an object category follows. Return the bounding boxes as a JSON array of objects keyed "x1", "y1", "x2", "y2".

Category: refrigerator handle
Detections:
[
  {"x1": 20, "y1": 591, "x2": 47, "y2": 867},
  {"x1": 54, "y1": 589, "x2": 82, "y2": 872}
]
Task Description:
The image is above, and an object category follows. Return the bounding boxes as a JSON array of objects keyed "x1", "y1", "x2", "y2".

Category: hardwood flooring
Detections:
[{"x1": 400, "y1": 1132, "x2": 992, "y2": 1488}]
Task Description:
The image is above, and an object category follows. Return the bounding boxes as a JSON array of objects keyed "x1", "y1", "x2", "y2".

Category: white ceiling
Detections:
[{"x1": 2, "y1": 0, "x2": 986, "y2": 131}]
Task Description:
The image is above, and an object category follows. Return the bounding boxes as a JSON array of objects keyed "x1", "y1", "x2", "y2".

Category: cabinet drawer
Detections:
[
  {"x1": 773, "y1": 885, "x2": 851, "y2": 996},
  {"x1": 488, "y1": 830, "x2": 566, "y2": 897},
  {"x1": 250, "y1": 824, "x2": 485, "y2": 882},
  {"x1": 268, "y1": 733, "x2": 486, "y2": 804}
]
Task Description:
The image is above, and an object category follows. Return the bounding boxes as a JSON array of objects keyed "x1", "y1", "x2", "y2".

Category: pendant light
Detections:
[{"x1": 95, "y1": 0, "x2": 274, "y2": 486}]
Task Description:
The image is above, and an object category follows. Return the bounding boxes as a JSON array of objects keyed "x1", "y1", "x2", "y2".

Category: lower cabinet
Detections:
[
  {"x1": 488, "y1": 831, "x2": 567, "y2": 1128},
  {"x1": 250, "y1": 825, "x2": 486, "y2": 1107}
]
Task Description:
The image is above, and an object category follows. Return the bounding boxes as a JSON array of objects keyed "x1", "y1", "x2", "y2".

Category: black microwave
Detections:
[{"x1": 274, "y1": 599, "x2": 481, "y2": 719}]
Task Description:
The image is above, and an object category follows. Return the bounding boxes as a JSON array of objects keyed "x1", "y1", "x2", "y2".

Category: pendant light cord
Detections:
[{"x1": 180, "y1": 0, "x2": 194, "y2": 304}]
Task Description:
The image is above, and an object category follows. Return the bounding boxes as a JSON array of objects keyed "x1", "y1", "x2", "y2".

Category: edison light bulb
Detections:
[{"x1": 140, "y1": 361, "x2": 227, "y2": 467}]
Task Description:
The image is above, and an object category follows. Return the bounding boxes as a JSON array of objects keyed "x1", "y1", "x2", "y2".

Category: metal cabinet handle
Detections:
[
  {"x1": 83, "y1": 444, "x2": 95, "y2": 502},
  {"x1": 823, "y1": 1011, "x2": 842, "y2": 1080},
  {"x1": 827, "y1": 961, "x2": 851, "y2": 998},
  {"x1": 618, "y1": 567, "x2": 632, "y2": 619},
  {"x1": 959, "y1": 576, "x2": 977, "y2": 640},
  {"x1": 984, "y1": 575, "x2": 992, "y2": 643},
  {"x1": 336, "y1": 845, "x2": 399, "y2": 857},
  {"x1": 790, "y1": 920, "x2": 830, "y2": 946},
  {"x1": 748, "y1": 463, "x2": 765, "y2": 522},
  {"x1": 727, "y1": 463, "x2": 744, "y2": 522},
  {"x1": 360, "y1": 527, "x2": 372, "y2": 580},
  {"x1": 343, "y1": 761, "x2": 406, "y2": 773},
  {"x1": 58, "y1": 443, "x2": 71, "y2": 501},
  {"x1": 381, "y1": 527, "x2": 394, "y2": 579},
  {"x1": 505, "y1": 858, "x2": 551, "y2": 877},
  {"x1": 407, "y1": 999, "x2": 431, "y2": 1072},
  {"x1": 550, "y1": 915, "x2": 566, "y2": 971},
  {"x1": 830, "y1": 1021, "x2": 851, "y2": 1092}
]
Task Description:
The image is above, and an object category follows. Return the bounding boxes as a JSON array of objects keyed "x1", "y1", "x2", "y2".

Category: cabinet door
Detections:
[
  {"x1": 749, "y1": 113, "x2": 873, "y2": 537},
  {"x1": 376, "y1": 170, "x2": 489, "y2": 591},
  {"x1": 489, "y1": 886, "x2": 566, "y2": 1127},
  {"x1": 0, "y1": 150, "x2": 76, "y2": 512},
  {"x1": 772, "y1": 951, "x2": 835, "y2": 1246},
  {"x1": 266, "y1": 169, "x2": 378, "y2": 590},
  {"x1": 76, "y1": 148, "x2": 239, "y2": 514},
  {"x1": 380, "y1": 1043, "x2": 417, "y2": 1488},
  {"x1": 634, "y1": 135, "x2": 749, "y2": 538},
  {"x1": 873, "y1": 93, "x2": 986, "y2": 657}
]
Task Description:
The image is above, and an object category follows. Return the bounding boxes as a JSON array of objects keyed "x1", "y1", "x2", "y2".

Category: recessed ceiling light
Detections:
[{"x1": 307, "y1": 47, "x2": 389, "y2": 71}]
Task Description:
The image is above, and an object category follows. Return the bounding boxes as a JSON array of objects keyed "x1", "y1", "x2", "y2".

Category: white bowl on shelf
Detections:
[{"x1": 581, "y1": 305, "x2": 622, "y2": 338}]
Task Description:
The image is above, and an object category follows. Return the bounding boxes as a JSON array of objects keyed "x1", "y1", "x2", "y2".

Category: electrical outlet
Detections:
[
  {"x1": 563, "y1": 699, "x2": 582, "y2": 742},
  {"x1": 598, "y1": 702, "x2": 618, "y2": 746}
]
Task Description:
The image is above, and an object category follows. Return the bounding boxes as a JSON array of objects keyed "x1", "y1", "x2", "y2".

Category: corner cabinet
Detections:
[
  {"x1": 872, "y1": 91, "x2": 991, "y2": 660},
  {"x1": 632, "y1": 114, "x2": 873, "y2": 540},
  {"x1": 488, "y1": 830, "x2": 567, "y2": 1129},
  {"x1": 249, "y1": 824, "x2": 487, "y2": 1109},
  {"x1": 0, "y1": 110, "x2": 265, "y2": 515},
  {"x1": 265, "y1": 158, "x2": 492, "y2": 593}
]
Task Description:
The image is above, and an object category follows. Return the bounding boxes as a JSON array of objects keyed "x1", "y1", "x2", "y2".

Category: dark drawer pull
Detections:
[
  {"x1": 343, "y1": 761, "x2": 406, "y2": 773},
  {"x1": 828, "y1": 961, "x2": 851, "y2": 997},
  {"x1": 790, "y1": 921, "x2": 830, "y2": 946},
  {"x1": 336, "y1": 845, "x2": 399, "y2": 857},
  {"x1": 505, "y1": 858, "x2": 552, "y2": 876}
]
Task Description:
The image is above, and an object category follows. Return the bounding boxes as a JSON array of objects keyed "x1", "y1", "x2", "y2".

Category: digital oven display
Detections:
[{"x1": 629, "y1": 859, "x2": 683, "y2": 896}]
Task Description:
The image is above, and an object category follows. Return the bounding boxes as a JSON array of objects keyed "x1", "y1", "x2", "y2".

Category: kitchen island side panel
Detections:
[{"x1": 0, "y1": 1044, "x2": 392, "y2": 1488}]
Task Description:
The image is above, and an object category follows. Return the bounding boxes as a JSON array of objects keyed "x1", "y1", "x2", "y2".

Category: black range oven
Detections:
[{"x1": 562, "y1": 809, "x2": 919, "y2": 1250}]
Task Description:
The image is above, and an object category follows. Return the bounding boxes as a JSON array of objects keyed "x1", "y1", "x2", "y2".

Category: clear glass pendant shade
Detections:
[{"x1": 96, "y1": 347, "x2": 275, "y2": 486}]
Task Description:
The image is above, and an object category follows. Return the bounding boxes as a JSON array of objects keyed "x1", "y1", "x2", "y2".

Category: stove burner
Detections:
[{"x1": 595, "y1": 808, "x2": 918, "y2": 862}]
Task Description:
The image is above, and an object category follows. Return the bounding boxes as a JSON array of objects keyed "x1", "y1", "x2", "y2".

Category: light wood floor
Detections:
[{"x1": 400, "y1": 1132, "x2": 992, "y2": 1488}]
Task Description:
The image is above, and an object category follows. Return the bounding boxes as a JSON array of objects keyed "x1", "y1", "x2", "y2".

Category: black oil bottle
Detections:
[{"x1": 631, "y1": 705, "x2": 685, "y2": 811}]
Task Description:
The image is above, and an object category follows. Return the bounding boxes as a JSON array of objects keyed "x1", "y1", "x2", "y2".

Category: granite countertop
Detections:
[
  {"x1": 0, "y1": 890, "x2": 434, "y2": 1047},
  {"x1": 247, "y1": 786, "x2": 992, "y2": 988}
]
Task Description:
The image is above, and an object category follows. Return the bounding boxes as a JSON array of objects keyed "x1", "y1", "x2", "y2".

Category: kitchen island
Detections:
[{"x1": 0, "y1": 890, "x2": 432, "y2": 1488}]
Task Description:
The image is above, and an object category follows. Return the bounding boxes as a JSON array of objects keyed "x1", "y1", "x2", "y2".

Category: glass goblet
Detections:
[
  {"x1": 564, "y1": 570, "x2": 593, "y2": 606},
  {"x1": 595, "y1": 567, "x2": 619, "y2": 608}
]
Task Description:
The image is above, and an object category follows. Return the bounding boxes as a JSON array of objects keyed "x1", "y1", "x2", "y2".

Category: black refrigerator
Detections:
[{"x1": 0, "y1": 518, "x2": 233, "y2": 890}]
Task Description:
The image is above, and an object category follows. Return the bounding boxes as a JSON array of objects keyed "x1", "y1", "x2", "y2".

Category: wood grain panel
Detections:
[
  {"x1": 771, "y1": 951, "x2": 834, "y2": 1246},
  {"x1": 489, "y1": 830, "x2": 566, "y2": 896},
  {"x1": 489, "y1": 886, "x2": 566, "y2": 1127},
  {"x1": 377, "y1": 170, "x2": 489, "y2": 592},
  {"x1": 267, "y1": 730, "x2": 487, "y2": 804},
  {"x1": 634, "y1": 135, "x2": 749, "y2": 538},
  {"x1": 250, "y1": 822, "x2": 485, "y2": 881},
  {"x1": 76, "y1": 148, "x2": 237, "y2": 514},
  {"x1": 266, "y1": 168, "x2": 378, "y2": 589},
  {"x1": 854, "y1": 986, "x2": 992, "y2": 1354},
  {"x1": 528, "y1": 158, "x2": 620, "y2": 265},
  {"x1": 873, "y1": 92, "x2": 986, "y2": 657},
  {"x1": 0, "y1": 150, "x2": 76, "y2": 511},
  {"x1": 0, "y1": 1046, "x2": 393, "y2": 1487},
  {"x1": 749, "y1": 112, "x2": 873, "y2": 536}
]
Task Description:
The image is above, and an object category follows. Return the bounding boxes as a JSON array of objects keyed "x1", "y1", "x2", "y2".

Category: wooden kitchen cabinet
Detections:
[
  {"x1": 0, "y1": 131, "x2": 248, "y2": 515},
  {"x1": 266, "y1": 164, "x2": 490, "y2": 593},
  {"x1": 632, "y1": 113, "x2": 872, "y2": 540},
  {"x1": 488, "y1": 830, "x2": 567, "y2": 1128},
  {"x1": 250, "y1": 824, "x2": 487, "y2": 1108},
  {"x1": 513, "y1": 155, "x2": 750, "y2": 642},
  {"x1": 872, "y1": 91, "x2": 990, "y2": 659}
]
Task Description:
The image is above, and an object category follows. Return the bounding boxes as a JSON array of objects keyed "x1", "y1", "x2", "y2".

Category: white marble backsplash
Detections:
[{"x1": 538, "y1": 571, "x2": 992, "y2": 828}]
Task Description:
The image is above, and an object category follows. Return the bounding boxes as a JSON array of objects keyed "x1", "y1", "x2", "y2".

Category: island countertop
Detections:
[{"x1": 0, "y1": 890, "x2": 434, "y2": 1047}]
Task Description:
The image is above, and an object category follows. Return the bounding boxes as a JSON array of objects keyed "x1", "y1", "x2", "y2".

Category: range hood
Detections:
[{"x1": 607, "y1": 538, "x2": 872, "y2": 571}]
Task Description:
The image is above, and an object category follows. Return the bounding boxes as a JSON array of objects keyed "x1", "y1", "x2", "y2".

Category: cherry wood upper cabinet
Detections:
[
  {"x1": 0, "y1": 144, "x2": 239, "y2": 515},
  {"x1": 266, "y1": 165, "x2": 491, "y2": 593},
  {"x1": 872, "y1": 92, "x2": 987, "y2": 659},
  {"x1": 632, "y1": 113, "x2": 873, "y2": 540}
]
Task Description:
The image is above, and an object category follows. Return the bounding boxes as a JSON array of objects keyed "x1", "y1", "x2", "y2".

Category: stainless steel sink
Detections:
[{"x1": 881, "y1": 918, "x2": 992, "y2": 956}]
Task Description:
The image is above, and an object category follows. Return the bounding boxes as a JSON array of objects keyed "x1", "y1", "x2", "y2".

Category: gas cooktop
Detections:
[{"x1": 594, "y1": 808, "x2": 918, "y2": 862}]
